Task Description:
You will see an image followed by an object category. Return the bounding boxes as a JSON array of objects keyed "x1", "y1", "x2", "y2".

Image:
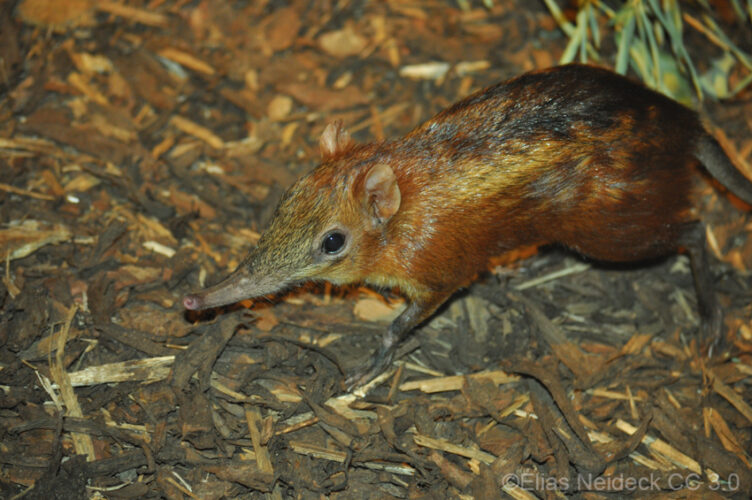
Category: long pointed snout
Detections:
[{"x1": 183, "y1": 270, "x2": 257, "y2": 310}]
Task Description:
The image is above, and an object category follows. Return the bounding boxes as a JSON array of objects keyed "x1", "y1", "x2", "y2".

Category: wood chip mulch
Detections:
[{"x1": 1, "y1": 1, "x2": 751, "y2": 499}]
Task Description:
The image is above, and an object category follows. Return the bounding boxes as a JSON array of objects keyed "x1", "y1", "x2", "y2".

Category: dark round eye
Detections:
[{"x1": 322, "y1": 231, "x2": 346, "y2": 254}]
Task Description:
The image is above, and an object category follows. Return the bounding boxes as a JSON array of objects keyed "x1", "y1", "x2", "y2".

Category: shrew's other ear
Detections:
[
  {"x1": 364, "y1": 163, "x2": 401, "y2": 225},
  {"x1": 320, "y1": 120, "x2": 352, "y2": 159}
]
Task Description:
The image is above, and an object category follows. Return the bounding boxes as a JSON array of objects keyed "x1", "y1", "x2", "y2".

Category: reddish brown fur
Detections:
[
  {"x1": 310, "y1": 67, "x2": 701, "y2": 315},
  {"x1": 184, "y1": 64, "x2": 751, "y2": 386}
]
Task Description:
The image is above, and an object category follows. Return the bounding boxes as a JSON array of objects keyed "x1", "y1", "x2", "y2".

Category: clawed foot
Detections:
[
  {"x1": 701, "y1": 306, "x2": 726, "y2": 357},
  {"x1": 344, "y1": 346, "x2": 396, "y2": 391}
]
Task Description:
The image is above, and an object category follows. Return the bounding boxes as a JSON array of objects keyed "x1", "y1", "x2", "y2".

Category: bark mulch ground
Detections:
[{"x1": 1, "y1": 1, "x2": 752, "y2": 498}]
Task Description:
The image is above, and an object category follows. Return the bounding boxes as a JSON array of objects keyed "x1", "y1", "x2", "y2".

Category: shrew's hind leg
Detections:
[{"x1": 679, "y1": 221, "x2": 723, "y2": 348}]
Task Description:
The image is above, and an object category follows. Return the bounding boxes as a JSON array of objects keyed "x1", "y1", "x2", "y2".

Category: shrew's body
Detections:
[{"x1": 185, "y1": 64, "x2": 752, "y2": 387}]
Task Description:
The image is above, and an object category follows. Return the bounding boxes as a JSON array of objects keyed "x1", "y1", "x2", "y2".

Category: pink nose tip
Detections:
[{"x1": 183, "y1": 295, "x2": 200, "y2": 310}]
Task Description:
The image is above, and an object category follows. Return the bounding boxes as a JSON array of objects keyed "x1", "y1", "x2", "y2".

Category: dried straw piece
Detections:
[
  {"x1": 48, "y1": 304, "x2": 96, "y2": 461},
  {"x1": 710, "y1": 370, "x2": 752, "y2": 425},
  {"x1": 246, "y1": 405, "x2": 273, "y2": 474},
  {"x1": 400, "y1": 369, "x2": 518, "y2": 393},
  {"x1": 170, "y1": 116, "x2": 225, "y2": 149}
]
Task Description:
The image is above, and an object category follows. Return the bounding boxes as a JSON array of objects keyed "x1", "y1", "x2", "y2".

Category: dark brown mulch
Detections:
[{"x1": 1, "y1": 1, "x2": 751, "y2": 499}]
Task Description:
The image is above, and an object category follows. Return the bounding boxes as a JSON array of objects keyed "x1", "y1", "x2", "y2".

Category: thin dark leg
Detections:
[
  {"x1": 680, "y1": 222, "x2": 723, "y2": 348},
  {"x1": 346, "y1": 294, "x2": 448, "y2": 390}
]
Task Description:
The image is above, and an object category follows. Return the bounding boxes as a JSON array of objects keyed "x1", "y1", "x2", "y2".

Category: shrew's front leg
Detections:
[{"x1": 345, "y1": 291, "x2": 452, "y2": 390}]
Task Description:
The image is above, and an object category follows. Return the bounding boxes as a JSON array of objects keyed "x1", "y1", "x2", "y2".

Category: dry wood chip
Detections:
[
  {"x1": 427, "y1": 450, "x2": 474, "y2": 489},
  {"x1": 0, "y1": 181, "x2": 56, "y2": 201},
  {"x1": 389, "y1": 5, "x2": 428, "y2": 19},
  {"x1": 704, "y1": 407, "x2": 751, "y2": 467},
  {"x1": 613, "y1": 332, "x2": 654, "y2": 358},
  {"x1": 20, "y1": 107, "x2": 132, "y2": 162},
  {"x1": 279, "y1": 82, "x2": 369, "y2": 111},
  {"x1": 288, "y1": 440, "x2": 347, "y2": 463},
  {"x1": 254, "y1": 308, "x2": 279, "y2": 332},
  {"x1": 352, "y1": 297, "x2": 402, "y2": 322},
  {"x1": 318, "y1": 25, "x2": 368, "y2": 58},
  {"x1": 135, "y1": 213, "x2": 178, "y2": 245},
  {"x1": 63, "y1": 172, "x2": 101, "y2": 194},
  {"x1": 142, "y1": 240, "x2": 176, "y2": 258},
  {"x1": 3, "y1": 258, "x2": 21, "y2": 298},
  {"x1": 171, "y1": 116, "x2": 225, "y2": 149},
  {"x1": 65, "y1": 356, "x2": 175, "y2": 387},
  {"x1": 69, "y1": 51, "x2": 114, "y2": 75},
  {"x1": 475, "y1": 424, "x2": 526, "y2": 459},
  {"x1": 461, "y1": 377, "x2": 516, "y2": 418},
  {"x1": 192, "y1": 478, "x2": 234, "y2": 500},
  {"x1": 414, "y1": 433, "x2": 497, "y2": 464},
  {"x1": 0, "y1": 136, "x2": 62, "y2": 156},
  {"x1": 267, "y1": 95, "x2": 293, "y2": 121},
  {"x1": 17, "y1": 0, "x2": 95, "y2": 29},
  {"x1": 107, "y1": 265, "x2": 163, "y2": 290},
  {"x1": 400, "y1": 369, "x2": 519, "y2": 393},
  {"x1": 520, "y1": 296, "x2": 599, "y2": 379},
  {"x1": 220, "y1": 87, "x2": 266, "y2": 118},
  {"x1": 39, "y1": 170, "x2": 65, "y2": 197},
  {"x1": 710, "y1": 370, "x2": 752, "y2": 425},
  {"x1": 0, "y1": 220, "x2": 72, "y2": 261},
  {"x1": 588, "y1": 388, "x2": 644, "y2": 401},
  {"x1": 96, "y1": 1, "x2": 168, "y2": 28},
  {"x1": 462, "y1": 23, "x2": 505, "y2": 42},
  {"x1": 615, "y1": 419, "x2": 703, "y2": 474},
  {"x1": 528, "y1": 379, "x2": 605, "y2": 474},
  {"x1": 455, "y1": 60, "x2": 491, "y2": 75},
  {"x1": 158, "y1": 48, "x2": 215, "y2": 76},
  {"x1": 48, "y1": 304, "x2": 97, "y2": 461},
  {"x1": 711, "y1": 125, "x2": 752, "y2": 182},
  {"x1": 67, "y1": 72, "x2": 110, "y2": 107},
  {"x1": 399, "y1": 62, "x2": 451, "y2": 81},
  {"x1": 168, "y1": 187, "x2": 217, "y2": 219},
  {"x1": 88, "y1": 113, "x2": 138, "y2": 143},
  {"x1": 203, "y1": 462, "x2": 274, "y2": 491},
  {"x1": 170, "y1": 314, "x2": 239, "y2": 389},
  {"x1": 95, "y1": 323, "x2": 173, "y2": 357},
  {"x1": 264, "y1": 6, "x2": 302, "y2": 52},
  {"x1": 245, "y1": 406, "x2": 273, "y2": 474},
  {"x1": 464, "y1": 296, "x2": 493, "y2": 341},
  {"x1": 506, "y1": 359, "x2": 594, "y2": 455}
]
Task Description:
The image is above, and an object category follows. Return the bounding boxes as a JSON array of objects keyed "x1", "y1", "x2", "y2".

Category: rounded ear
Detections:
[
  {"x1": 320, "y1": 120, "x2": 352, "y2": 159},
  {"x1": 364, "y1": 163, "x2": 401, "y2": 225}
]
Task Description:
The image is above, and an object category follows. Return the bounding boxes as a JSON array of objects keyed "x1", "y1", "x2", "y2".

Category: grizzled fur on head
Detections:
[
  {"x1": 235, "y1": 140, "x2": 392, "y2": 291},
  {"x1": 182, "y1": 121, "x2": 400, "y2": 312}
]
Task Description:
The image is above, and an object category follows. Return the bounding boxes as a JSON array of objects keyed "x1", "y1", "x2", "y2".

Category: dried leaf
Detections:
[{"x1": 265, "y1": 7, "x2": 301, "y2": 52}]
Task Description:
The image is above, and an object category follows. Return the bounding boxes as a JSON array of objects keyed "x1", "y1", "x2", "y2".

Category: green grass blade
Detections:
[
  {"x1": 588, "y1": 3, "x2": 601, "y2": 49},
  {"x1": 615, "y1": 12, "x2": 636, "y2": 74},
  {"x1": 542, "y1": 0, "x2": 575, "y2": 36},
  {"x1": 731, "y1": 68, "x2": 752, "y2": 94},
  {"x1": 561, "y1": 8, "x2": 586, "y2": 64},
  {"x1": 580, "y1": 7, "x2": 589, "y2": 63},
  {"x1": 702, "y1": 14, "x2": 752, "y2": 70}
]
